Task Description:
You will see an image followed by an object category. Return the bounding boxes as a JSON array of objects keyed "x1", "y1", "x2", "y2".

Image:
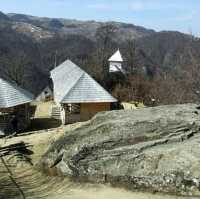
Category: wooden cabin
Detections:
[
  {"x1": 50, "y1": 60, "x2": 117, "y2": 124},
  {"x1": 0, "y1": 78, "x2": 34, "y2": 135}
]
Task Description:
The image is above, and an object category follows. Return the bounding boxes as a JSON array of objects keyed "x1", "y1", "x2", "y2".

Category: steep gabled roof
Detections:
[
  {"x1": 109, "y1": 49, "x2": 123, "y2": 62},
  {"x1": 51, "y1": 59, "x2": 83, "y2": 80},
  {"x1": 62, "y1": 73, "x2": 117, "y2": 103},
  {"x1": 0, "y1": 78, "x2": 34, "y2": 108},
  {"x1": 51, "y1": 60, "x2": 117, "y2": 103}
]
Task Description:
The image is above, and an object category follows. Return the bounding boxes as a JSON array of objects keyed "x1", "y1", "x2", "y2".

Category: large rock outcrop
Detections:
[{"x1": 39, "y1": 104, "x2": 200, "y2": 196}]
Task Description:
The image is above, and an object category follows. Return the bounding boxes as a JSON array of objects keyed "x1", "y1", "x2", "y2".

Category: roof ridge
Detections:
[
  {"x1": 61, "y1": 72, "x2": 117, "y2": 103},
  {"x1": 51, "y1": 59, "x2": 84, "y2": 76},
  {"x1": 60, "y1": 72, "x2": 85, "y2": 103},
  {"x1": 85, "y1": 73, "x2": 117, "y2": 100}
]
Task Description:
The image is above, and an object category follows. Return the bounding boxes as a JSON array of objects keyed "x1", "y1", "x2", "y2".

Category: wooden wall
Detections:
[
  {"x1": 0, "y1": 107, "x2": 15, "y2": 113},
  {"x1": 63, "y1": 102, "x2": 111, "y2": 124},
  {"x1": 80, "y1": 103, "x2": 110, "y2": 121}
]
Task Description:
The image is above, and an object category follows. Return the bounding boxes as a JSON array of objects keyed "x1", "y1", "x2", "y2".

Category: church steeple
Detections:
[{"x1": 108, "y1": 49, "x2": 123, "y2": 73}]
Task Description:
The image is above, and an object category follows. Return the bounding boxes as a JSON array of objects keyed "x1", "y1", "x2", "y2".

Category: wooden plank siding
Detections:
[
  {"x1": 80, "y1": 103, "x2": 110, "y2": 121},
  {"x1": 62, "y1": 102, "x2": 110, "y2": 124}
]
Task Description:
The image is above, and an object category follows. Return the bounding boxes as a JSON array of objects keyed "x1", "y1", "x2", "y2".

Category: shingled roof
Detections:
[
  {"x1": 0, "y1": 78, "x2": 34, "y2": 108},
  {"x1": 50, "y1": 60, "x2": 117, "y2": 103}
]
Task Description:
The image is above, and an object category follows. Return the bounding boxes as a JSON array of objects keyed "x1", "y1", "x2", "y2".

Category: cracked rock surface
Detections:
[{"x1": 39, "y1": 104, "x2": 200, "y2": 196}]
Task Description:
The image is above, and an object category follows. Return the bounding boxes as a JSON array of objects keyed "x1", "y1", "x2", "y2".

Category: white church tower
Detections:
[{"x1": 108, "y1": 49, "x2": 123, "y2": 73}]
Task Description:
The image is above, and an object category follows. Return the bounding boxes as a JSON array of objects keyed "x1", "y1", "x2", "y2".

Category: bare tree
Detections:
[
  {"x1": 125, "y1": 37, "x2": 137, "y2": 74},
  {"x1": 0, "y1": 54, "x2": 29, "y2": 86},
  {"x1": 95, "y1": 24, "x2": 117, "y2": 78}
]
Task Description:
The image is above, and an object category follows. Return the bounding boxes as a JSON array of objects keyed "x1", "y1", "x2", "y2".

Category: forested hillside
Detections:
[{"x1": 0, "y1": 11, "x2": 200, "y2": 105}]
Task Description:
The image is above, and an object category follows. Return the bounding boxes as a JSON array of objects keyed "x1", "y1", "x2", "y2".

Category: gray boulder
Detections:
[{"x1": 39, "y1": 104, "x2": 200, "y2": 196}]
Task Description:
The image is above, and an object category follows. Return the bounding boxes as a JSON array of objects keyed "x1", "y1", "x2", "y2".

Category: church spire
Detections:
[{"x1": 108, "y1": 49, "x2": 123, "y2": 72}]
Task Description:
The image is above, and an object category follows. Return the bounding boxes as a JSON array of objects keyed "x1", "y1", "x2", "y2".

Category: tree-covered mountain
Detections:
[
  {"x1": 7, "y1": 12, "x2": 155, "y2": 41},
  {"x1": 0, "y1": 11, "x2": 200, "y2": 103}
]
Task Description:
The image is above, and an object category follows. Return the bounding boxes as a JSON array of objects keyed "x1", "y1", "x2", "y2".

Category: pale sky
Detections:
[{"x1": 1, "y1": 0, "x2": 200, "y2": 36}]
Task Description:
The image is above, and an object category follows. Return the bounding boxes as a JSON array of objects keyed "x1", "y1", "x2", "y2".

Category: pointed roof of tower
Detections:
[{"x1": 108, "y1": 49, "x2": 123, "y2": 62}]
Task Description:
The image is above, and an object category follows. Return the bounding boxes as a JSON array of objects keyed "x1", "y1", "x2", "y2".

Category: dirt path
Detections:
[{"x1": 34, "y1": 101, "x2": 53, "y2": 118}]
